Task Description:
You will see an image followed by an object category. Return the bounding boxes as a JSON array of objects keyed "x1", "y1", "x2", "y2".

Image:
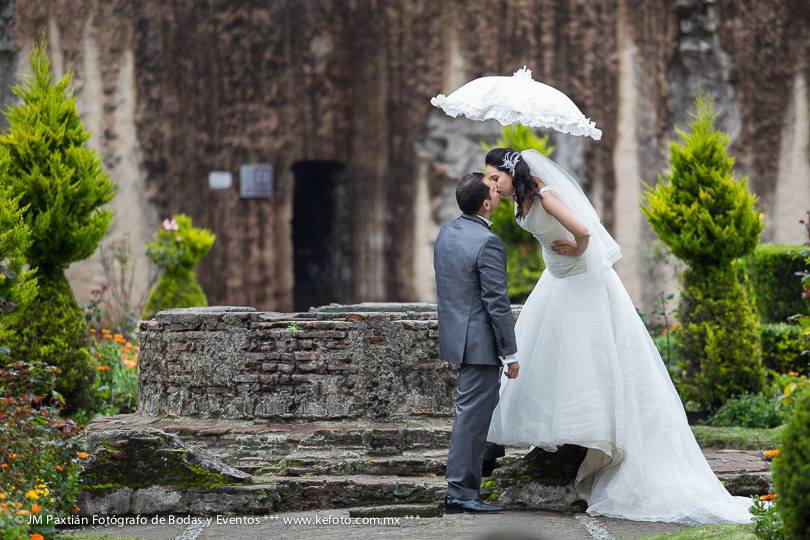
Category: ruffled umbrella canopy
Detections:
[{"x1": 430, "y1": 66, "x2": 602, "y2": 141}]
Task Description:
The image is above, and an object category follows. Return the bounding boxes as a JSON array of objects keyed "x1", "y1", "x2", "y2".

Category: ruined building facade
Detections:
[{"x1": 4, "y1": 0, "x2": 809, "y2": 312}]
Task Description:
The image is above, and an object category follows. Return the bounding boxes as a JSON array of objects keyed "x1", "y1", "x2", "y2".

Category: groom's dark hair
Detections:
[{"x1": 456, "y1": 172, "x2": 489, "y2": 215}]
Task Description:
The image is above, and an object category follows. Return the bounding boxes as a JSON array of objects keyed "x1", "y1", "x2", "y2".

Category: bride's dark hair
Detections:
[{"x1": 485, "y1": 147, "x2": 539, "y2": 219}]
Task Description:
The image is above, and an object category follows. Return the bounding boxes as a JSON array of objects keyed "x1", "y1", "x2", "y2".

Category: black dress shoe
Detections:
[
  {"x1": 445, "y1": 496, "x2": 505, "y2": 514},
  {"x1": 481, "y1": 458, "x2": 498, "y2": 478}
]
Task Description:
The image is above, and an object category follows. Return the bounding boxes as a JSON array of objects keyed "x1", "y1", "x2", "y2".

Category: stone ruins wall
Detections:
[{"x1": 138, "y1": 305, "x2": 516, "y2": 421}]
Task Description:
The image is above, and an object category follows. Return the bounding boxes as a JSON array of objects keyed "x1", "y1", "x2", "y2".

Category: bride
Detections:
[{"x1": 484, "y1": 147, "x2": 753, "y2": 524}]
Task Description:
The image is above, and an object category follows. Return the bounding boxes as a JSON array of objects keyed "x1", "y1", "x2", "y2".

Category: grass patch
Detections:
[
  {"x1": 692, "y1": 425, "x2": 783, "y2": 449},
  {"x1": 640, "y1": 524, "x2": 756, "y2": 539}
]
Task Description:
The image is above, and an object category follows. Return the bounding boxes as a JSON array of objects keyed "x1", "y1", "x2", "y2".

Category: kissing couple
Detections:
[{"x1": 433, "y1": 148, "x2": 753, "y2": 524}]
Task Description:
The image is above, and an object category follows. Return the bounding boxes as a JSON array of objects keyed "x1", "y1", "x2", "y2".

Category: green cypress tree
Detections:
[
  {"x1": 482, "y1": 126, "x2": 551, "y2": 303},
  {"x1": 0, "y1": 44, "x2": 115, "y2": 412},
  {"x1": 641, "y1": 94, "x2": 764, "y2": 410},
  {"x1": 0, "y1": 148, "x2": 37, "y2": 320}
]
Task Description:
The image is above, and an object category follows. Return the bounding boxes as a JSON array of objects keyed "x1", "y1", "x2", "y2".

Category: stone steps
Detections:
[
  {"x1": 84, "y1": 414, "x2": 772, "y2": 514},
  {"x1": 236, "y1": 449, "x2": 532, "y2": 477},
  {"x1": 257, "y1": 474, "x2": 446, "y2": 510}
]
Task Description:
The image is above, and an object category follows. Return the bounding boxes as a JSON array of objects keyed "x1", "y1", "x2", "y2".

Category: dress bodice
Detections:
[{"x1": 517, "y1": 192, "x2": 588, "y2": 278}]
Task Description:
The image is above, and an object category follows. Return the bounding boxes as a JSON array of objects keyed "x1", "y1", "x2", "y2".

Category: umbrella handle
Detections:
[{"x1": 509, "y1": 123, "x2": 516, "y2": 147}]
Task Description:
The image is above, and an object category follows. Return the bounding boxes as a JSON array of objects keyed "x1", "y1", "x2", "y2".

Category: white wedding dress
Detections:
[{"x1": 487, "y1": 164, "x2": 753, "y2": 524}]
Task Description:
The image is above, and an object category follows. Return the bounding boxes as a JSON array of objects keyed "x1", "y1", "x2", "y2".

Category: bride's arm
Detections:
[{"x1": 540, "y1": 191, "x2": 590, "y2": 256}]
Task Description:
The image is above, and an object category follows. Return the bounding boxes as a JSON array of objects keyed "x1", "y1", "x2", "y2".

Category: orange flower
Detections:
[
  {"x1": 789, "y1": 371, "x2": 799, "y2": 377},
  {"x1": 54, "y1": 464, "x2": 64, "y2": 472},
  {"x1": 97, "y1": 352, "x2": 103, "y2": 358},
  {"x1": 103, "y1": 333, "x2": 113, "y2": 340},
  {"x1": 125, "y1": 342, "x2": 133, "y2": 352},
  {"x1": 7, "y1": 452, "x2": 15, "y2": 461},
  {"x1": 71, "y1": 505, "x2": 80, "y2": 514},
  {"x1": 96, "y1": 365, "x2": 110, "y2": 372},
  {"x1": 760, "y1": 493, "x2": 778, "y2": 501},
  {"x1": 89, "y1": 328, "x2": 97, "y2": 334},
  {"x1": 30, "y1": 534, "x2": 45, "y2": 540},
  {"x1": 77, "y1": 451, "x2": 90, "y2": 459},
  {"x1": 31, "y1": 503, "x2": 41, "y2": 513},
  {"x1": 763, "y1": 449, "x2": 781, "y2": 458},
  {"x1": 114, "y1": 334, "x2": 126, "y2": 344},
  {"x1": 1, "y1": 463, "x2": 7, "y2": 470}
]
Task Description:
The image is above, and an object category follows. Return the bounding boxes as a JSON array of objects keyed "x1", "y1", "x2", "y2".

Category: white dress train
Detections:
[{"x1": 487, "y1": 195, "x2": 753, "y2": 524}]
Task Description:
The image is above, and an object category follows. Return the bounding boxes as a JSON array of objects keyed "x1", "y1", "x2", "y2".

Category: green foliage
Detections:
[
  {"x1": 0, "y1": 151, "x2": 37, "y2": 319},
  {"x1": 740, "y1": 245, "x2": 810, "y2": 323},
  {"x1": 767, "y1": 371, "x2": 809, "y2": 420},
  {"x1": 642, "y1": 95, "x2": 764, "y2": 410},
  {"x1": 4, "y1": 275, "x2": 96, "y2": 413},
  {"x1": 481, "y1": 125, "x2": 551, "y2": 302},
  {"x1": 0, "y1": 43, "x2": 114, "y2": 273},
  {"x1": 678, "y1": 266, "x2": 764, "y2": 410},
  {"x1": 750, "y1": 498, "x2": 785, "y2": 540},
  {"x1": 760, "y1": 324, "x2": 807, "y2": 374},
  {"x1": 142, "y1": 269, "x2": 208, "y2": 320},
  {"x1": 772, "y1": 390, "x2": 810, "y2": 539},
  {"x1": 0, "y1": 361, "x2": 83, "y2": 540},
  {"x1": 0, "y1": 43, "x2": 115, "y2": 414},
  {"x1": 709, "y1": 394, "x2": 785, "y2": 429},
  {"x1": 641, "y1": 94, "x2": 763, "y2": 267},
  {"x1": 142, "y1": 214, "x2": 214, "y2": 320},
  {"x1": 146, "y1": 214, "x2": 215, "y2": 273}
]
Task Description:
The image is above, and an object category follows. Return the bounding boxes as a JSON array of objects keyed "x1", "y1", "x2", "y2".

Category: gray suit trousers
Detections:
[{"x1": 445, "y1": 364, "x2": 503, "y2": 500}]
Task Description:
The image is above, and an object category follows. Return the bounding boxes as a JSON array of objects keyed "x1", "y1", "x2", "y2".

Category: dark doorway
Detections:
[{"x1": 291, "y1": 160, "x2": 352, "y2": 311}]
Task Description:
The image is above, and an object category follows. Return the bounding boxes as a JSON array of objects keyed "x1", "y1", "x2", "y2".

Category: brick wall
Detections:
[{"x1": 138, "y1": 305, "x2": 507, "y2": 421}]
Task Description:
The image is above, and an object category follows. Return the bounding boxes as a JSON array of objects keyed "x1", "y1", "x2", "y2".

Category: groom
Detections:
[{"x1": 434, "y1": 172, "x2": 519, "y2": 514}]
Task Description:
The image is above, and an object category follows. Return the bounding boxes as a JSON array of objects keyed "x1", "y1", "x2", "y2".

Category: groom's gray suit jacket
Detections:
[{"x1": 434, "y1": 214, "x2": 517, "y2": 365}]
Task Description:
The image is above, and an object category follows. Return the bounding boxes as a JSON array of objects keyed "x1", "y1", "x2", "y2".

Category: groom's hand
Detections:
[{"x1": 505, "y1": 361, "x2": 520, "y2": 379}]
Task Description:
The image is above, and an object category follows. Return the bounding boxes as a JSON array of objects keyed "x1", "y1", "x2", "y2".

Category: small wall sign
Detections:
[
  {"x1": 208, "y1": 171, "x2": 233, "y2": 190},
  {"x1": 240, "y1": 163, "x2": 273, "y2": 198}
]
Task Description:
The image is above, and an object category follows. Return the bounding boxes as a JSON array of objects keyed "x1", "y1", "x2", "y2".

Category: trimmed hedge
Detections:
[
  {"x1": 740, "y1": 244, "x2": 810, "y2": 323},
  {"x1": 772, "y1": 389, "x2": 810, "y2": 539},
  {"x1": 761, "y1": 323, "x2": 807, "y2": 374},
  {"x1": 142, "y1": 268, "x2": 209, "y2": 321},
  {"x1": 678, "y1": 266, "x2": 764, "y2": 410},
  {"x1": 6, "y1": 275, "x2": 96, "y2": 411}
]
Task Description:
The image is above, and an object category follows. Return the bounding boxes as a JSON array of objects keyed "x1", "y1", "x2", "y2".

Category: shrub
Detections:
[
  {"x1": 0, "y1": 44, "x2": 115, "y2": 413},
  {"x1": 0, "y1": 362, "x2": 84, "y2": 540},
  {"x1": 482, "y1": 126, "x2": 550, "y2": 303},
  {"x1": 0, "y1": 151, "x2": 36, "y2": 320},
  {"x1": 142, "y1": 215, "x2": 215, "y2": 320},
  {"x1": 750, "y1": 497, "x2": 785, "y2": 540},
  {"x1": 760, "y1": 324, "x2": 807, "y2": 374},
  {"x1": 641, "y1": 94, "x2": 764, "y2": 410},
  {"x1": 7, "y1": 276, "x2": 97, "y2": 409},
  {"x1": 709, "y1": 394, "x2": 784, "y2": 429},
  {"x1": 677, "y1": 266, "x2": 764, "y2": 409},
  {"x1": 772, "y1": 389, "x2": 810, "y2": 539},
  {"x1": 740, "y1": 245, "x2": 810, "y2": 323},
  {"x1": 768, "y1": 371, "x2": 809, "y2": 420}
]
